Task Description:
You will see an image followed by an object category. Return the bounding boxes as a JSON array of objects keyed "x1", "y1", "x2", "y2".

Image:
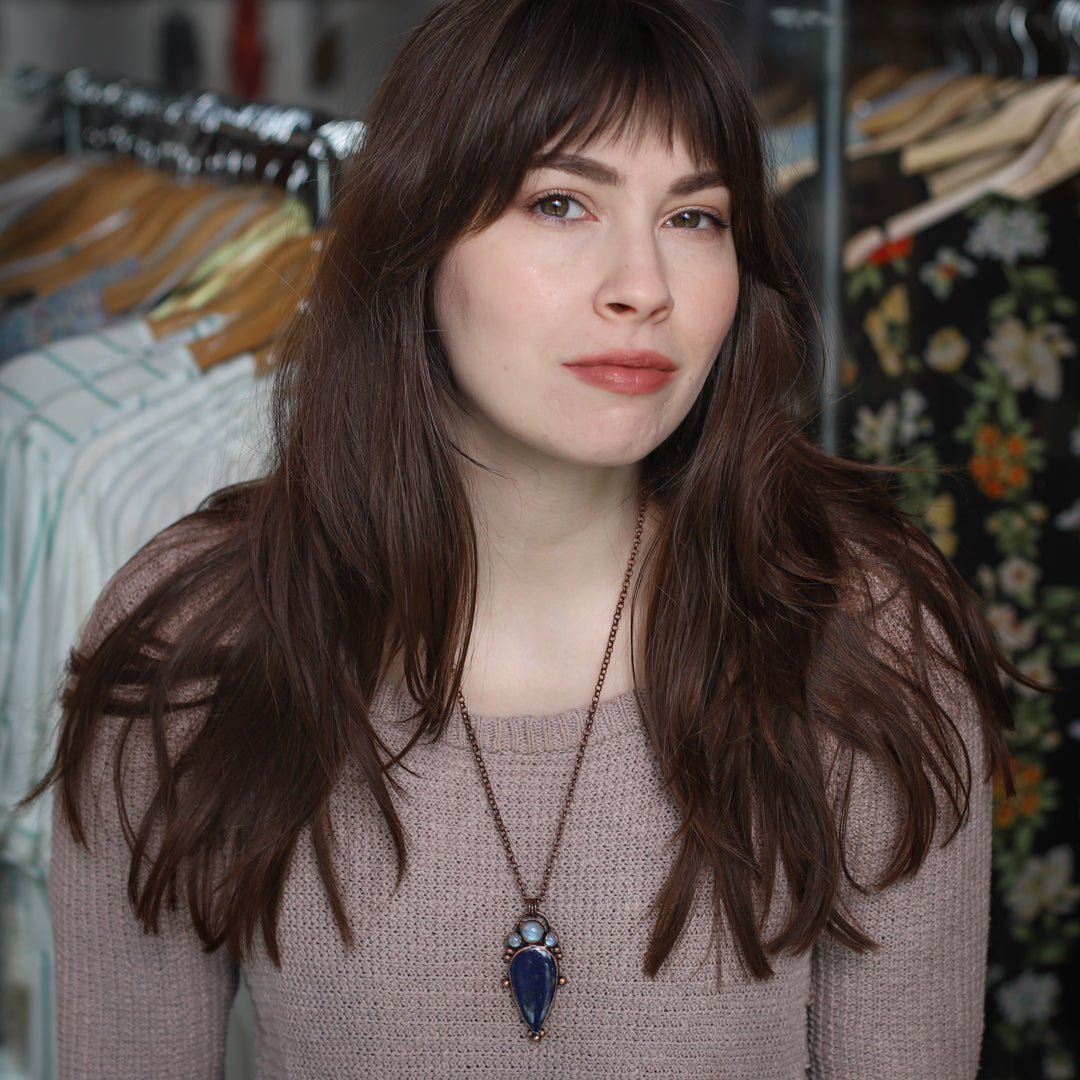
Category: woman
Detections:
[{"x1": 42, "y1": 0, "x2": 1013, "y2": 1076}]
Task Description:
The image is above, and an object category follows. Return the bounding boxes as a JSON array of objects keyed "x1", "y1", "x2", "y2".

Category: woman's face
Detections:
[{"x1": 432, "y1": 128, "x2": 740, "y2": 472}]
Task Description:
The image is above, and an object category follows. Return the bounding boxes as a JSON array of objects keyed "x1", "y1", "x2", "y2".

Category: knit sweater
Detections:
[{"x1": 50, "y1": 527, "x2": 993, "y2": 1079}]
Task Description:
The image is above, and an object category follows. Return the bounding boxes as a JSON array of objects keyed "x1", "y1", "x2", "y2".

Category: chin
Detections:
[
  {"x1": 563, "y1": 423, "x2": 673, "y2": 468},
  {"x1": 551, "y1": 438, "x2": 666, "y2": 470}
]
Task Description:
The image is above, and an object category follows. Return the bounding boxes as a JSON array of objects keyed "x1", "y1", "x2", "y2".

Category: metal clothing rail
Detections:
[
  {"x1": 769, "y1": 2, "x2": 849, "y2": 454},
  {"x1": 14, "y1": 66, "x2": 365, "y2": 226}
]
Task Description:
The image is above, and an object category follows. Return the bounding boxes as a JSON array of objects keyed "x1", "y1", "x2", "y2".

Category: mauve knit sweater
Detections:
[{"x1": 50, "y1": 526, "x2": 992, "y2": 1079}]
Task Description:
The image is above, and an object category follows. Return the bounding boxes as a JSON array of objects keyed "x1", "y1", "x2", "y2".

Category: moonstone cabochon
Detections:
[
  {"x1": 520, "y1": 920, "x2": 545, "y2": 944},
  {"x1": 509, "y1": 946, "x2": 558, "y2": 1033}
]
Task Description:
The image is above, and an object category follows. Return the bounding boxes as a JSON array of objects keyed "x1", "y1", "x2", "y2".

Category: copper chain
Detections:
[{"x1": 457, "y1": 499, "x2": 646, "y2": 910}]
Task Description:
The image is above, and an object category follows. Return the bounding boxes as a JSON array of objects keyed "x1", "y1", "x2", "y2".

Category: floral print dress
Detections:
[{"x1": 843, "y1": 178, "x2": 1080, "y2": 1080}]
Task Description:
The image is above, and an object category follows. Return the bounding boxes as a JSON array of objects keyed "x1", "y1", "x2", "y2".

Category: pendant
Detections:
[{"x1": 500, "y1": 910, "x2": 566, "y2": 1040}]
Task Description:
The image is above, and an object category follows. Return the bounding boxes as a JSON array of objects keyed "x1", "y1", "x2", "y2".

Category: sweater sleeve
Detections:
[
  {"x1": 49, "y1": 526, "x2": 239, "y2": 1080},
  {"x1": 807, "y1": 596, "x2": 994, "y2": 1079}
]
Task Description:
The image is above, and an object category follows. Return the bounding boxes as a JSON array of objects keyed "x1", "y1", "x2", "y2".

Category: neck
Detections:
[
  {"x1": 445, "y1": 397, "x2": 645, "y2": 586},
  {"x1": 454, "y1": 444, "x2": 648, "y2": 717},
  {"x1": 468, "y1": 462, "x2": 642, "y2": 582}
]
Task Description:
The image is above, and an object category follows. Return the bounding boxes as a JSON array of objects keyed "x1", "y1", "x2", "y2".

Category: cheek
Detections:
[
  {"x1": 432, "y1": 254, "x2": 495, "y2": 383},
  {"x1": 672, "y1": 260, "x2": 739, "y2": 411},
  {"x1": 431, "y1": 258, "x2": 465, "y2": 346},
  {"x1": 709, "y1": 257, "x2": 741, "y2": 331},
  {"x1": 711, "y1": 291, "x2": 739, "y2": 359},
  {"x1": 681, "y1": 260, "x2": 739, "y2": 368},
  {"x1": 435, "y1": 244, "x2": 525, "y2": 354},
  {"x1": 433, "y1": 261, "x2": 525, "y2": 405}
]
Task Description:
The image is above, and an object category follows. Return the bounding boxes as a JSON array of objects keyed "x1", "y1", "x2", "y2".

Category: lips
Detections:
[{"x1": 563, "y1": 350, "x2": 676, "y2": 395}]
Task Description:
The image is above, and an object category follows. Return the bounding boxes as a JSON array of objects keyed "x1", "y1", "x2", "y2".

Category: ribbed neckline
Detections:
[{"x1": 371, "y1": 682, "x2": 643, "y2": 755}]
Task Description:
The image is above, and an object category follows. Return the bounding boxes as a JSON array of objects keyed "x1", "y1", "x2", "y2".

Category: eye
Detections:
[
  {"x1": 532, "y1": 192, "x2": 587, "y2": 220},
  {"x1": 666, "y1": 209, "x2": 727, "y2": 230}
]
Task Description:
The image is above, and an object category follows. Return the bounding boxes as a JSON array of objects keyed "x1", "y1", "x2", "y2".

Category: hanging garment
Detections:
[
  {"x1": 843, "y1": 178, "x2": 1080, "y2": 1077},
  {"x1": 45, "y1": 352, "x2": 269, "y2": 719},
  {"x1": 0, "y1": 71, "x2": 333, "y2": 1080},
  {"x1": 0, "y1": 324, "x2": 268, "y2": 1080},
  {"x1": 1, "y1": 317, "x2": 209, "y2": 866},
  {"x1": 0, "y1": 257, "x2": 141, "y2": 363}
]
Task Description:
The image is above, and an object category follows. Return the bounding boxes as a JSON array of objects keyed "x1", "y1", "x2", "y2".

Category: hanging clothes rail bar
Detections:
[
  {"x1": 768, "y1": 4, "x2": 849, "y2": 453},
  {"x1": 14, "y1": 66, "x2": 365, "y2": 225}
]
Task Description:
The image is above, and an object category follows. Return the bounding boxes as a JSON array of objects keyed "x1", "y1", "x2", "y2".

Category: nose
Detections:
[{"x1": 594, "y1": 230, "x2": 674, "y2": 322}]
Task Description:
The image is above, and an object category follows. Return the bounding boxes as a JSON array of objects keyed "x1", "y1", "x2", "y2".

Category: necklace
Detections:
[{"x1": 457, "y1": 499, "x2": 646, "y2": 1042}]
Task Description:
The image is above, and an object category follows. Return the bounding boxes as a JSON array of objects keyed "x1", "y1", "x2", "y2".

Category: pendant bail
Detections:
[{"x1": 525, "y1": 898, "x2": 539, "y2": 917}]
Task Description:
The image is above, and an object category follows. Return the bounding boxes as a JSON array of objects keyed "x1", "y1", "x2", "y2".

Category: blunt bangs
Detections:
[{"x1": 473, "y1": 0, "x2": 761, "y2": 224}]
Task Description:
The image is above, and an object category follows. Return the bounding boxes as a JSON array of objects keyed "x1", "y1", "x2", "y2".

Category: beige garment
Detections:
[{"x1": 50, "y1": 524, "x2": 992, "y2": 1079}]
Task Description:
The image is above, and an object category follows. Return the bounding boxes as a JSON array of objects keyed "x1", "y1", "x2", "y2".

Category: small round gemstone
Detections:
[
  {"x1": 520, "y1": 920, "x2": 544, "y2": 944},
  {"x1": 507, "y1": 933, "x2": 523, "y2": 949},
  {"x1": 544, "y1": 932, "x2": 558, "y2": 948}
]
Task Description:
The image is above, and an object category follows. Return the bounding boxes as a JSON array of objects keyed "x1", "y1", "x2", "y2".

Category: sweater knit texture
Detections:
[{"x1": 50, "y1": 526, "x2": 993, "y2": 1079}]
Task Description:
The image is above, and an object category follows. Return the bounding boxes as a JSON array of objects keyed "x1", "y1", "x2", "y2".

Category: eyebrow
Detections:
[{"x1": 537, "y1": 153, "x2": 728, "y2": 197}]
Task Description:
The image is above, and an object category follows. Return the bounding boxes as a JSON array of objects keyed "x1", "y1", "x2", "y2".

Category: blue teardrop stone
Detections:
[{"x1": 509, "y1": 946, "x2": 557, "y2": 1034}]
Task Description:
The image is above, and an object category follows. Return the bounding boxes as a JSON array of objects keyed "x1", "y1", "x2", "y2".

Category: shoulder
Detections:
[
  {"x1": 842, "y1": 537, "x2": 996, "y2": 728},
  {"x1": 816, "y1": 539, "x2": 1005, "y2": 845},
  {"x1": 832, "y1": 537, "x2": 977, "y2": 689},
  {"x1": 61, "y1": 512, "x2": 244, "y2": 834},
  {"x1": 81, "y1": 510, "x2": 241, "y2": 656}
]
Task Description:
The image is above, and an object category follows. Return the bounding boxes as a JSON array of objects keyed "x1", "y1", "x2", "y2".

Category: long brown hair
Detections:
[{"x1": 41, "y1": 0, "x2": 1013, "y2": 978}]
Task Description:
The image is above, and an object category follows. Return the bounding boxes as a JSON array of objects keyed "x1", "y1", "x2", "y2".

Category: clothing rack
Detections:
[
  {"x1": 770, "y1": 0, "x2": 1080, "y2": 452},
  {"x1": 14, "y1": 66, "x2": 365, "y2": 226},
  {"x1": 1, "y1": 71, "x2": 332, "y2": 1080}
]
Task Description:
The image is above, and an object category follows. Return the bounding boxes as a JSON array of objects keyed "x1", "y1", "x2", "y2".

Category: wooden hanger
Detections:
[
  {"x1": 848, "y1": 75, "x2": 995, "y2": 158},
  {"x1": 103, "y1": 190, "x2": 281, "y2": 316},
  {"x1": 147, "y1": 200, "x2": 311, "y2": 326},
  {"x1": 148, "y1": 226, "x2": 314, "y2": 339},
  {"x1": 999, "y1": 95, "x2": 1080, "y2": 198},
  {"x1": 923, "y1": 147, "x2": 1016, "y2": 197},
  {"x1": 845, "y1": 82, "x2": 1080, "y2": 269},
  {"x1": 0, "y1": 162, "x2": 165, "y2": 261},
  {"x1": 849, "y1": 65, "x2": 915, "y2": 109},
  {"x1": 0, "y1": 182, "x2": 214, "y2": 299},
  {"x1": 901, "y1": 74, "x2": 1078, "y2": 174},
  {"x1": 773, "y1": 70, "x2": 979, "y2": 190},
  {"x1": 755, "y1": 76, "x2": 813, "y2": 126},
  {"x1": 774, "y1": 64, "x2": 915, "y2": 132},
  {"x1": 0, "y1": 150, "x2": 60, "y2": 184},
  {"x1": 855, "y1": 70, "x2": 964, "y2": 138},
  {"x1": 252, "y1": 341, "x2": 278, "y2": 377},
  {"x1": 199, "y1": 232, "x2": 316, "y2": 321},
  {"x1": 186, "y1": 235, "x2": 322, "y2": 370}
]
